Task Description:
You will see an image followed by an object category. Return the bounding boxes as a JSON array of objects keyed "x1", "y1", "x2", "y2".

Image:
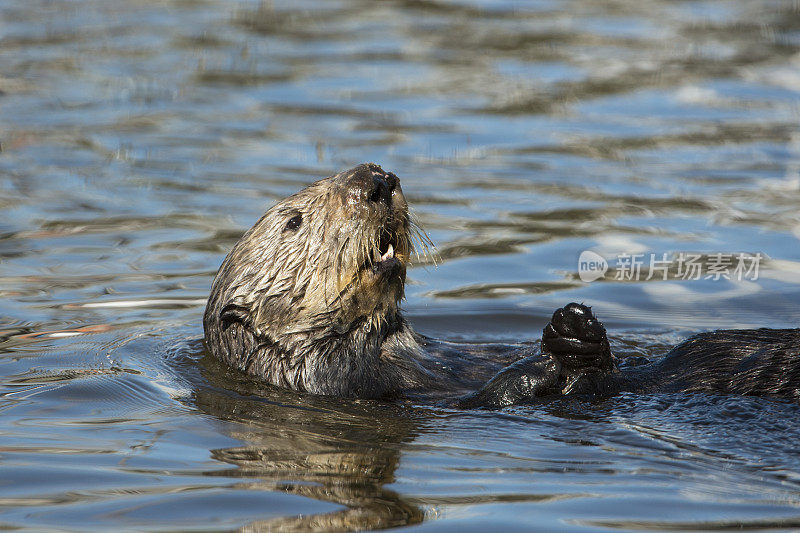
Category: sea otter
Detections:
[{"x1": 204, "y1": 163, "x2": 800, "y2": 407}]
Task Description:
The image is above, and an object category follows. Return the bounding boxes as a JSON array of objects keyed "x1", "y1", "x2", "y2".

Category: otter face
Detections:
[
  {"x1": 285, "y1": 163, "x2": 412, "y2": 331},
  {"x1": 209, "y1": 163, "x2": 414, "y2": 340}
]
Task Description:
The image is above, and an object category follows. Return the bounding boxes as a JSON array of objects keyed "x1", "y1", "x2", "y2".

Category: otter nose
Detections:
[{"x1": 369, "y1": 171, "x2": 397, "y2": 206}]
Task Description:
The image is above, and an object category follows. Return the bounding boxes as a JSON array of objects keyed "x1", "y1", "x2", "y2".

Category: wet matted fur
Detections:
[{"x1": 204, "y1": 164, "x2": 441, "y2": 398}]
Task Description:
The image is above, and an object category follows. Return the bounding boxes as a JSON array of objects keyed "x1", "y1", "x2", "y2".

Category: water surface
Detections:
[{"x1": 2, "y1": 0, "x2": 800, "y2": 530}]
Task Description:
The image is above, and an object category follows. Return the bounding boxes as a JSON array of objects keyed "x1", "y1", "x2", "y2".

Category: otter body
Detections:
[
  {"x1": 457, "y1": 302, "x2": 800, "y2": 407},
  {"x1": 204, "y1": 164, "x2": 800, "y2": 407}
]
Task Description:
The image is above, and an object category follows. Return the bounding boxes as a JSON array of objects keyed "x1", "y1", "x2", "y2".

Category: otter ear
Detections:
[{"x1": 219, "y1": 298, "x2": 252, "y2": 331}]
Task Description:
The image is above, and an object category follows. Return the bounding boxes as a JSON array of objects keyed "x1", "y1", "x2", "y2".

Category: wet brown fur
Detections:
[{"x1": 203, "y1": 164, "x2": 445, "y2": 398}]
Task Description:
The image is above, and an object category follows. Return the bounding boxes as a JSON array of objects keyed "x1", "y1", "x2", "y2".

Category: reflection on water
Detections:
[
  {"x1": 2, "y1": 0, "x2": 800, "y2": 530},
  {"x1": 197, "y1": 355, "x2": 425, "y2": 531}
]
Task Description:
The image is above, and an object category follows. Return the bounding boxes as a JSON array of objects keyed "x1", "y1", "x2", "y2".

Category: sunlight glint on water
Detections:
[{"x1": 1, "y1": 0, "x2": 800, "y2": 530}]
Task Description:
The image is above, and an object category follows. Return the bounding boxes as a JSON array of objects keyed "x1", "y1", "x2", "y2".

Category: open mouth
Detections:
[
  {"x1": 372, "y1": 231, "x2": 396, "y2": 265},
  {"x1": 337, "y1": 228, "x2": 404, "y2": 298},
  {"x1": 368, "y1": 229, "x2": 402, "y2": 275}
]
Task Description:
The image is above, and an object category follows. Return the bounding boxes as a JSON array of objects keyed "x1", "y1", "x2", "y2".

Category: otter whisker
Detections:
[
  {"x1": 409, "y1": 212, "x2": 439, "y2": 267},
  {"x1": 370, "y1": 228, "x2": 380, "y2": 265}
]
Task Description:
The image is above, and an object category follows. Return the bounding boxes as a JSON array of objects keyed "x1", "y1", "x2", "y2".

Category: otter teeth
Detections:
[{"x1": 380, "y1": 243, "x2": 394, "y2": 262}]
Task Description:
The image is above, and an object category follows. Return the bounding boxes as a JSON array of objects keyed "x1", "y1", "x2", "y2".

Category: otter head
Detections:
[{"x1": 204, "y1": 163, "x2": 417, "y2": 395}]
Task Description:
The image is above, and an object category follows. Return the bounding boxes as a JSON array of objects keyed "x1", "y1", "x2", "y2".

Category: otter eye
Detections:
[{"x1": 284, "y1": 213, "x2": 302, "y2": 232}]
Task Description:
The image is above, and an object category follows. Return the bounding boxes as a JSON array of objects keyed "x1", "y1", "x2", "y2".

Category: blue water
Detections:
[{"x1": 2, "y1": 0, "x2": 800, "y2": 530}]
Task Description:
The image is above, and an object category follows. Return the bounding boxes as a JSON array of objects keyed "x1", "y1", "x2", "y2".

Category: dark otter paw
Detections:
[
  {"x1": 542, "y1": 303, "x2": 613, "y2": 372},
  {"x1": 453, "y1": 355, "x2": 561, "y2": 409}
]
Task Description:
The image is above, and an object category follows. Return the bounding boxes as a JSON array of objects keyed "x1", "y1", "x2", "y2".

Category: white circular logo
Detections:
[{"x1": 578, "y1": 250, "x2": 608, "y2": 282}]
